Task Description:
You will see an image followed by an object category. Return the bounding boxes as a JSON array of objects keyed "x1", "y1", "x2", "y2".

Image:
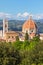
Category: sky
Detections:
[{"x1": 0, "y1": 0, "x2": 43, "y2": 19}]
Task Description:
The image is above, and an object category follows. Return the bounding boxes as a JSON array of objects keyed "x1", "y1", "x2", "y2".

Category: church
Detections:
[{"x1": 0, "y1": 17, "x2": 43, "y2": 42}]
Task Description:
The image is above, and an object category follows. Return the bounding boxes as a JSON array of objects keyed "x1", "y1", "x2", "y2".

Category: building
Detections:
[
  {"x1": 3, "y1": 19, "x2": 8, "y2": 38},
  {"x1": 0, "y1": 17, "x2": 43, "y2": 42},
  {"x1": 5, "y1": 31, "x2": 19, "y2": 42},
  {"x1": 0, "y1": 30, "x2": 3, "y2": 38},
  {"x1": 39, "y1": 33, "x2": 43, "y2": 40},
  {"x1": 22, "y1": 17, "x2": 37, "y2": 39}
]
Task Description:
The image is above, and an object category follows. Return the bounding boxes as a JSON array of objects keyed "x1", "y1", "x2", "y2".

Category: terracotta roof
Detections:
[
  {"x1": 6, "y1": 31, "x2": 15, "y2": 33},
  {"x1": 0, "y1": 38, "x2": 6, "y2": 42},
  {"x1": 5, "y1": 31, "x2": 19, "y2": 36},
  {"x1": 22, "y1": 18, "x2": 37, "y2": 30}
]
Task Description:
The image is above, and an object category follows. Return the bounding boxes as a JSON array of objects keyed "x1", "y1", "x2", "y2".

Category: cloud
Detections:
[
  {"x1": 17, "y1": 13, "x2": 21, "y2": 17},
  {"x1": 17, "y1": 12, "x2": 29, "y2": 18},
  {"x1": 22, "y1": 12, "x2": 29, "y2": 17},
  {"x1": 0, "y1": 12, "x2": 14, "y2": 19},
  {"x1": 35, "y1": 14, "x2": 43, "y2": 19},
  {"x1": 0, "y1": 12, "x2": 43, "y2": 20},
  {"x1": 17, "y1": 12, "x2": 34, "y2": 18},
  {"x1": 17, "y1": 12, "x2": 43, "y2": 20}
]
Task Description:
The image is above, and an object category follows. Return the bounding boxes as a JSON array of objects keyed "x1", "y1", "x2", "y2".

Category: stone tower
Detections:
[{"x1": 3, "y1": 19, "x2": 8, "y2": 37}]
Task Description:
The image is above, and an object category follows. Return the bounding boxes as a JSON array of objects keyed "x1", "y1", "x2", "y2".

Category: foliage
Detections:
[
  {"x1": 28, "y1": 41, "x2": 43, "y2": 65},
  {"x1": 16, "y1": 36, "x2": 19, "y2": 41},
  {"x1": 0, "y1": 36, "x2": 43, "y2": 65},
  {"x1": 25, "y1": 32, "x2": 29, "y2": 41},
  {"x1": 33, "y1": 35, "x2": 40, "y2": 42},
  {"x1": 0, "y1": 42, "x2": 21, "y2": 65}
]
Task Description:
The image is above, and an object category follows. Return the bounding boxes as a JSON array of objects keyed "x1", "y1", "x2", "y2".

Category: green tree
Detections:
[
  {"x1": 25, "y1": 32, "x2": 29, "y2": 41},
  {"x1": 0, "y1": 38, "x2": 43, "y2": 65},
  {"x1": 13, "y1": 41, "x2": 23, "y2": 51},
  {"x1": 16, "y1": 36, "x2": 19, "y2": 41},
  {"x1": 0, "y1": 42, "x2": 21, "y2": 65},
  {"x1": 28, "y1": 41, "x2": 43, "y2": 65},
  {"x1": 33, "y1": 35, "x2": 40, "y2": 42}
]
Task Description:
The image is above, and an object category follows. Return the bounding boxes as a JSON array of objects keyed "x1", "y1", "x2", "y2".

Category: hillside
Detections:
[{"x1": 0, "y1": 19, "x2": 43, "y2": 33}]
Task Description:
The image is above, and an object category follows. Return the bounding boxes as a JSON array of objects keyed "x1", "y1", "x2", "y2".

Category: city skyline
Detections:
[{"x1": 0, "y1": 0, "x2": 43, "y2": 19}]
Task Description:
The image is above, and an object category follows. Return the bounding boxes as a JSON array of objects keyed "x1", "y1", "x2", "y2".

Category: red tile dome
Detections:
[{"x1": 22, "y1": 18, "x2": 37, "y2": 30}]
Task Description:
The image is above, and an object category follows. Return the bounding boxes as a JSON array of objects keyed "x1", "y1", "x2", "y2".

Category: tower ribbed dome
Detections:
[{"x1": 22, "y1": 18, "x2": 37, "y2": 30}]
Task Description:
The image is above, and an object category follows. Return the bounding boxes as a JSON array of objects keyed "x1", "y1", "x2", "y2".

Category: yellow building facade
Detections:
[{"x1": 4, "y1": 31, "x2": 19, "y2": 42}]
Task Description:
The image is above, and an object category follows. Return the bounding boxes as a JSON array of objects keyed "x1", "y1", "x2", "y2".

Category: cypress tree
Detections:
[
  {"x1": 25, "y1": 32, "x2": 29, "y2": 41},
  {"x1": 16, "y1": 36, "x2": 19, "y2": 41}
]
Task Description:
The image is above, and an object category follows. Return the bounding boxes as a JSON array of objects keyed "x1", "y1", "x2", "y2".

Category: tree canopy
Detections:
[{"x1": 0, "y1": 36, "x2": 43, "y2": 65}]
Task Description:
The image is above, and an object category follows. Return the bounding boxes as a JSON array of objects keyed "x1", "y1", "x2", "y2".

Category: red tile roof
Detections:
[{"x1": 22, "y1": 19, "x2": 37, "y2": 30}]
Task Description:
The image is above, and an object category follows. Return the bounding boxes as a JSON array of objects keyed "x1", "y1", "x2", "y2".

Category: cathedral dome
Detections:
[
  {"x1": 22, "y1": 18, "x2": 37, "y2": 30},
  {"x1": 22, "y1": 17, "x2": 37, "y2": 36}
]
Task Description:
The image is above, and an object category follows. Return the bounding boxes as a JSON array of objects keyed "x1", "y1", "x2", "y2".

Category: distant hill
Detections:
[{"x1": 0, "y1": 19, "x2": 43, "y2": 33}]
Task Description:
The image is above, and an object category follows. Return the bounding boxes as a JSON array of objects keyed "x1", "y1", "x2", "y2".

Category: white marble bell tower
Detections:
[{"x1": 3, "y1": 19, "x2": 8, "y2": 37}]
